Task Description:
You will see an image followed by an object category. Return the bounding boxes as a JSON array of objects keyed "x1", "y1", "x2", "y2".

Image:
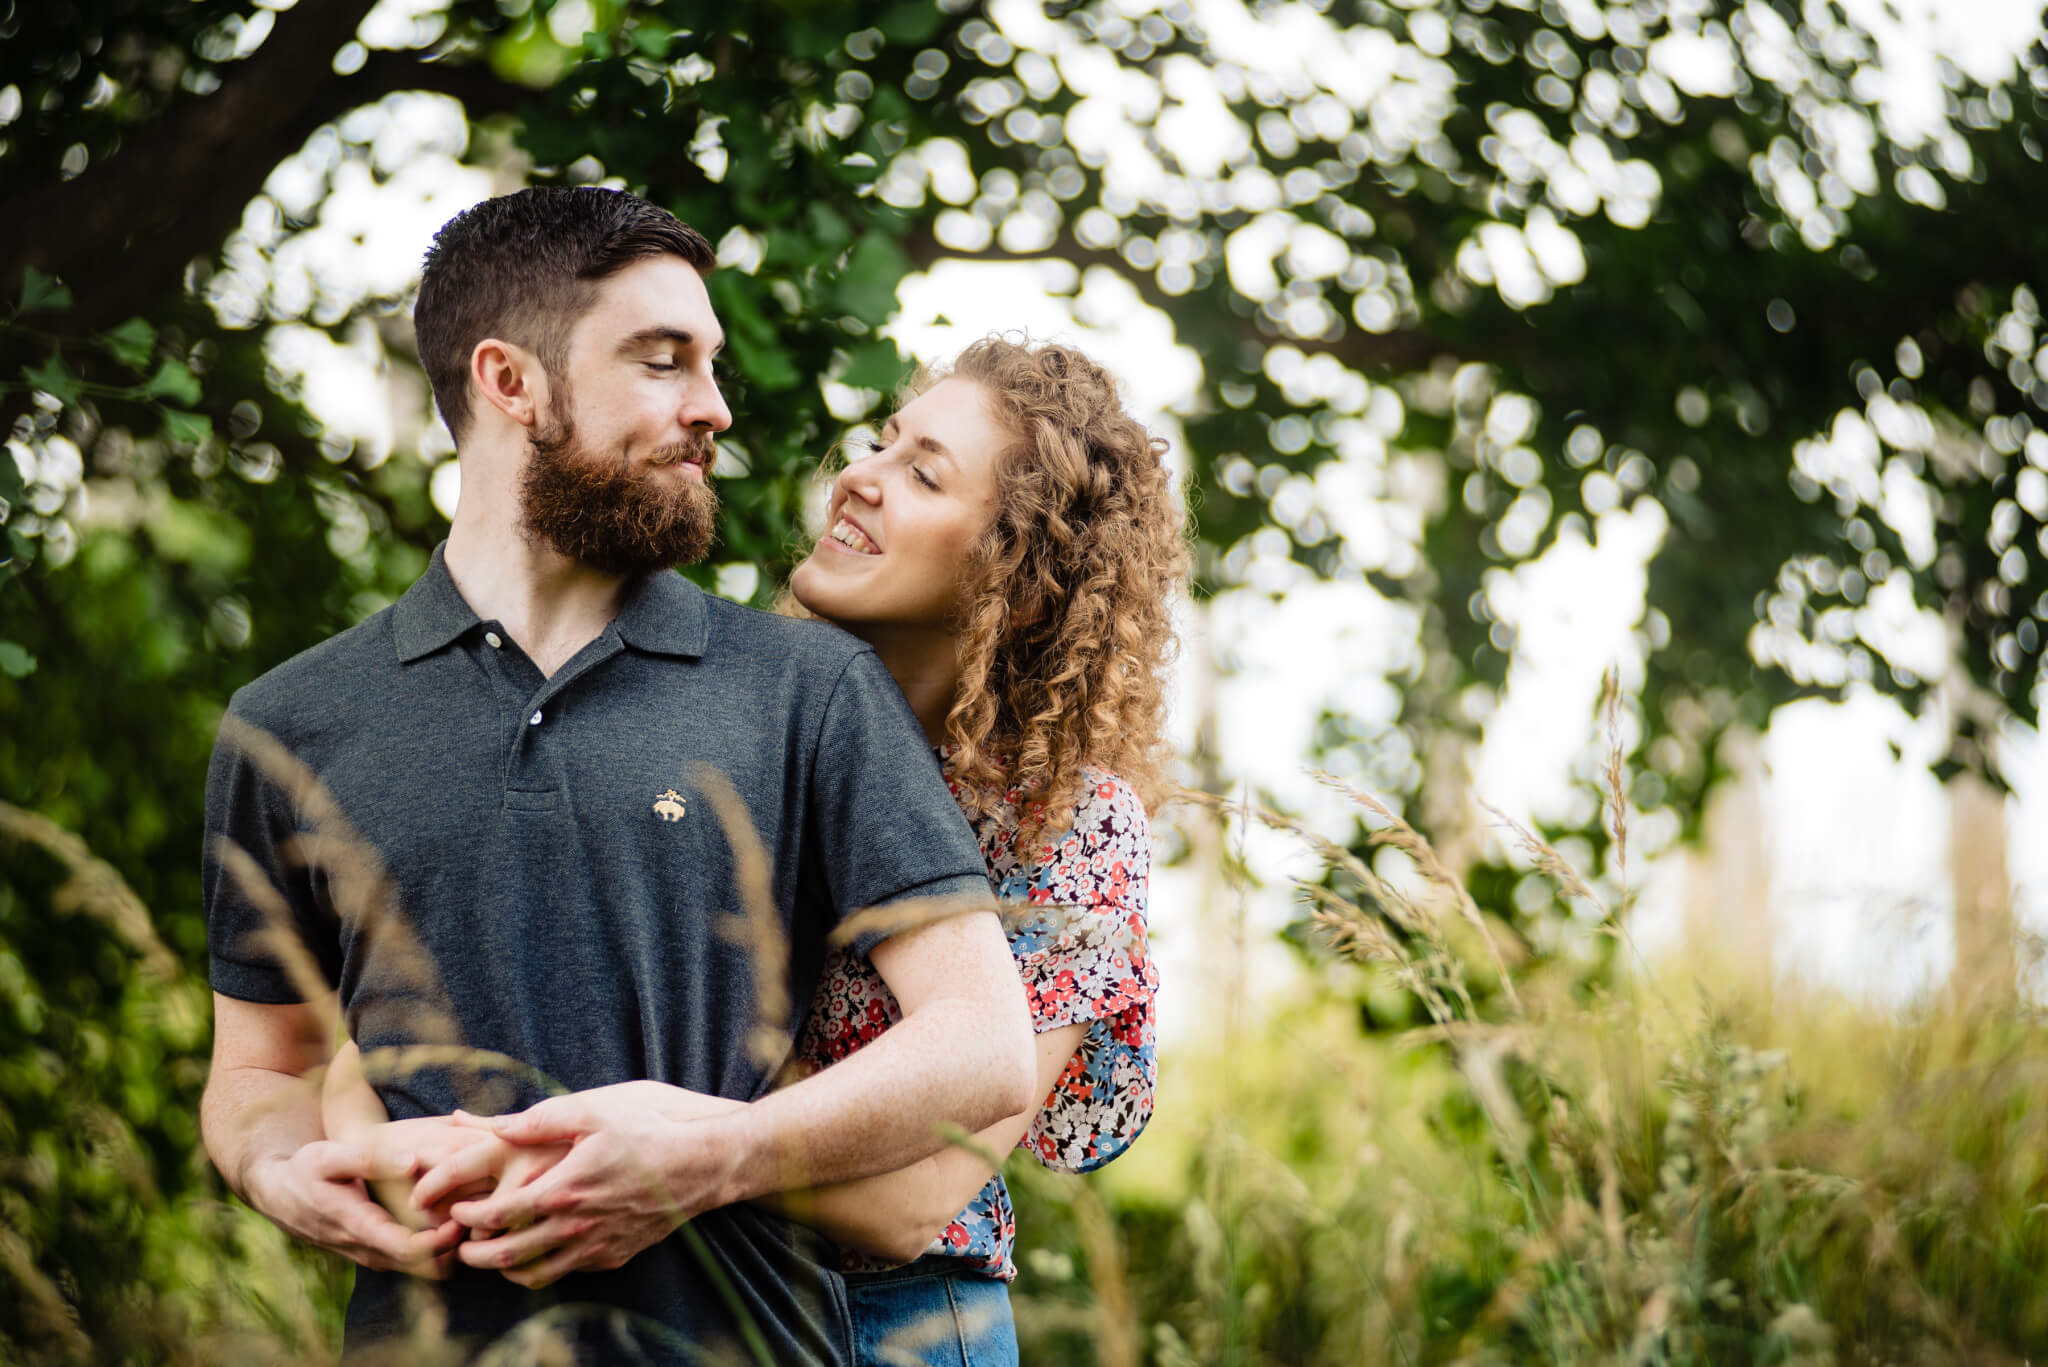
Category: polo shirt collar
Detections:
[
  {"x1": 392, "y1": 543, "x2": 479, "y2": 663},
  {"x1": 391, "y1": 543, "x2": 710, "y2": 663},
  {"x1": 614, "y1": 567, "x2": 709, "y2": 659}
]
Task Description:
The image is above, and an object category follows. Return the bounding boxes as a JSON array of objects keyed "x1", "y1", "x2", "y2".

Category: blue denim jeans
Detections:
[{"x1": 844, "y1": 1259, "x2": 1019, "y2": 1367}]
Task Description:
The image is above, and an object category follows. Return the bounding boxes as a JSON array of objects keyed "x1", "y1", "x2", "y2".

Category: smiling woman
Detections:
[
  {"x1": 773, "y1": 336, "x2": 1189, "y2": 1367},
  {"x1": 791, "y1": 377, "x2": 1008, "y2": 663}
]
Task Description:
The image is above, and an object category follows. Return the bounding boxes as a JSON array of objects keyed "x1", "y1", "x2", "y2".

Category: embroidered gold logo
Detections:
[{"x1": 652, "y1": 788, "x2": 688, "y2": 822}]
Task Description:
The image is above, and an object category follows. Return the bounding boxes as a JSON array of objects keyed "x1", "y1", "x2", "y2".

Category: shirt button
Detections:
[
  {"x1": 529, "y1": 710, "x2": 543, "y2": 726},
  {"x1": 485, "y1": 631, "x2": 503, "y2": 649}
]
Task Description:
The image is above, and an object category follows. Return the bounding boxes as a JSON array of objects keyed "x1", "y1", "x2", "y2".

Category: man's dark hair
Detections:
[{"x1": 415, "y1": 187, "x2": 716, "y2": 442}]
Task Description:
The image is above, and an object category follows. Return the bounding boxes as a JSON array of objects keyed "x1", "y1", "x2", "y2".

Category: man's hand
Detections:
[
  {"x1": 409, "y1": 1083, "x2": 742, "y2": 1216},
  {"x1": 440, "y1": 1093, "x2": 745, "y2": 1290},
  {"x1": 244, "y1": 1139, "x2": 465, "y2": 1277}
]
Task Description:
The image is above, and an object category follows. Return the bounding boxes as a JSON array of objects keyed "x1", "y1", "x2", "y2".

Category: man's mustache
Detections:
[{"x1": 647, "y1": 434, "x2": 718, "y2": 470}]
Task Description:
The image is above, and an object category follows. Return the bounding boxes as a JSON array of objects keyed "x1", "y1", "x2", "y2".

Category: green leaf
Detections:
[
  {"x1": 0, "y1": 448, "x2": 22, "y2": 505},
  {"x1": 161, "y1": 410, "x2": 213, "y2": 446},
  {"x1": 763, "y1": 228, "x2": 819, "y2": 270},
  {"x1": 878, "y1": 2, "x2": 943, "y2": 43},
  {"x1": 840, "y1": 340, "x2": 909, "y2": 392},
  {"x1": 147, "y1": 496, "x2": 253, "y2": 574},
  {"x1": 0, "y1": 642, "x2": 34, "y2": 679},
  {"x1": 627, "y1": 21, "x2": 673, "y2": 58},
  {"x1": 488, "y1": 16, "x2": 577, "y2": 88},
  {"x1": 724, "y1": 332, "x2": 801, "y2": 394},
  {"x1": 16, "y1": 265, "x2": 72, "y2": 316},
  {"x1": 806, "y1": 202, "x2": 852, "y2": 252},
  {"x1": 145, "y1": 358, "x2": 202, "y2": 406},
  {"x1": 103, "y1": 318, "x2": 157, "y2": 372},
  {"x1": 7, "y1": 527, "x2": 34, "y2": 566},
  {"x1": 834, "y1": 232, "x2": 910, "y2": 326},
  {"x1": 21, "y1": 355, "x2": 82, "y2": 407}
]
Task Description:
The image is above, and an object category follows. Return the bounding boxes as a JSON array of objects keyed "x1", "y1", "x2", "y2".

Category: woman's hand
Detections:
[
  {"x1": 407, "y1": 1128, "x2": 561, "y2": 1223},
  {"x1": 353, "y1": 1116, "x2": 497, "y2": 1229}
]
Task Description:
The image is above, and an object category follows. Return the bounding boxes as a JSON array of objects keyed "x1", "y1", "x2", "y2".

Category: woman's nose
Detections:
[{"x1": 836, "y1": 460, "x2": 882, "y2": 505}]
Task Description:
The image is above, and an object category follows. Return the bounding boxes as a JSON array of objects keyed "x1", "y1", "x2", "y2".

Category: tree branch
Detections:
[
  {"x1": 900, "y1": 224, "x2": 1455, "y2": 376},
  {"x1": 331, "y1": 50, "x2": 531, "y2": 124},
  {"x1": 0, "y1": 1, "x2": 528, "y2": 332}
]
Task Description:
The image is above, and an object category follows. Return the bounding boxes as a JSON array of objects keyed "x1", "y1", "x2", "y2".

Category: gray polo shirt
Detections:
[{"x1": 204, "y1": 544, "x2": 991, "y2": 1364}]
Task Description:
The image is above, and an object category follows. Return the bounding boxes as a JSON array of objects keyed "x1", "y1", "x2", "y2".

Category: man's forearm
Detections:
[
  {"x1": 202, "y1": 1065, "x2": 324, "y2": 1201},
  {"x1": 706, "y1": 992, "x2": 1034, "y2": 1206}
]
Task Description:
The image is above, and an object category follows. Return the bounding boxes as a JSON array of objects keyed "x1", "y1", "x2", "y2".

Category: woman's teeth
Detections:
[{"x1": 829, "y1": 519, "x2": 879, "y2": 554}]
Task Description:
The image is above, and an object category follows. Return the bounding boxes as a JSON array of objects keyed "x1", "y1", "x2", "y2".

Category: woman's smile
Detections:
[
  {"x1": 824, "y1": 514, "x2": 881, "y2": 555},
  {"x1": 790, "y1": 378, "x2": 1004, "y2": 635}
]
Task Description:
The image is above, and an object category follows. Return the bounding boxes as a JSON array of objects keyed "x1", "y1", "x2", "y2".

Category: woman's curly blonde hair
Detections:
[{"x1": 931, "y1": 336, "x2": 1189, "y2": 846}]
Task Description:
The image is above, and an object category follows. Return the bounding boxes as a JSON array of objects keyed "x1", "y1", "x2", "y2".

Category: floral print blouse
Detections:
[{"x1": 789, "y1": 753, "x2": 1159, "y2": 1281}]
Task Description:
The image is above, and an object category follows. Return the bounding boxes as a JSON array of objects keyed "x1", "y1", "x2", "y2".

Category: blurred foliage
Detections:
[
  {"x1": 7, "y1": 0, "x2": 2048, "y2": 1358},
  {"x1": 1012, "y1": 792, "x2": 2048, "y2": 1366}
]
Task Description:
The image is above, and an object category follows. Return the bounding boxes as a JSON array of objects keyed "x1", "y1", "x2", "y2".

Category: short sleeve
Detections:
[
  {"x1": 807, "y1": 650, "x2": 992, "y2": 955},
  {"x1": 1012, "y1": 773, "x2": 1159, "y2": 1174},
  {"x1": 203, "y1": 704, "x2": 343, "y2": 1003}
]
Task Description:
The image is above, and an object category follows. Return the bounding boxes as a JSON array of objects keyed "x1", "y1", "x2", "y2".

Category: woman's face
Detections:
[{"x1": 790, "y1": 378, "x2": 1005, "y2": 636}]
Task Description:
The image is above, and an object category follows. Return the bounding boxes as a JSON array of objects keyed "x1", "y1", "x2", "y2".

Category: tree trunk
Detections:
[
  {"x1": 1946, "y1": 771, "x2": 2014, "y2": 1011},
  {"x1": 1681, "y1": 729, "x2": 1774, "y2": 996}
]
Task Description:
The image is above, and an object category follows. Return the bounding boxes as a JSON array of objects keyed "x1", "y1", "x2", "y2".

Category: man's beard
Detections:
[{"x1": 519, "y1": 408, "x2": 721, "y2": 576}]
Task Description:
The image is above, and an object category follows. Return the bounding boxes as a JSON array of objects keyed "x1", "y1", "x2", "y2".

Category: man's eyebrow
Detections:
[{"x1": 619, "y1": 326, "x2": 726, "y2": 354}]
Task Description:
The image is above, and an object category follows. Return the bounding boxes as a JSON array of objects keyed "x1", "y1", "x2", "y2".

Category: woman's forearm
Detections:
[
  {"x1": 752, "y1": 1021, "x2": 1086, "y2": 1265},
  {"x1": 319, "y1": 1039, "x2": 388, "y2": 1141},
  {"x1": 758, "y1": 1115, "x2": 1019, "y2": 1265}
]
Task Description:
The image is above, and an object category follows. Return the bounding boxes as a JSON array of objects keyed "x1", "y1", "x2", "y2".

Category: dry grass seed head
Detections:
[
  {"x1": 690, "y1": 763, "x2": 789, "y2": 1073},
  {"x1": 0, "y1": 1223, "x2": 94, "y2": 1361},
  {"x1": 0, "y1": 799, "x2": 179, "y2": 981},
  {"x1": 209, "y1": 838, "x2": 347, "y2": 1056},
  {"x1": 1311, "y1": 772, "x2": 1527, "y2": 1017},
  {"x1": 353, "y1": 1045, "x2": 567, "y2": 1112},
  {"x1": 1601, "y1": 670, "x2": 1628, "y2": 888},
  {"x1": 1476, "y1": 799, "x2": 1607, "y2": 916},
  {"x1": 826, "y1": 890, "x2": 1001, "y2": 950},
  {"x1": 218, "y1": 717, "x2": 468, "y2": 1053}
]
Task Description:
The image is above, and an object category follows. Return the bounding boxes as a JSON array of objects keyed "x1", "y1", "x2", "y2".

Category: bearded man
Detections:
[{"x1": 199, "y1": 188, "x2": 1036, "y2": 1364}]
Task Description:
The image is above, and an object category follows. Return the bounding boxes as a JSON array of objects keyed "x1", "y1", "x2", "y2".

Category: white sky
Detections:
[{"x1": 48, "y1": 0, "x2": 2048, "y2": 1041}]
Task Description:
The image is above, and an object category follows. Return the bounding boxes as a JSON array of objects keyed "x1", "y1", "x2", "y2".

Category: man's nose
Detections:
[{"x1": 685, "y1": 375, "x2": 732, "y2": 433}]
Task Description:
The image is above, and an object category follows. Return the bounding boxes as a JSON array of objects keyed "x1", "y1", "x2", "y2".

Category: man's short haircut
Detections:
[{"x1": 415, "y1": 187, "x2": 716, "y2": 443}]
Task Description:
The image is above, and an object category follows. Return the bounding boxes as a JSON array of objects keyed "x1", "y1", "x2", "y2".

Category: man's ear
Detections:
[{"x1": 469, "y1": 338, "x2": 548, "y2": 429}]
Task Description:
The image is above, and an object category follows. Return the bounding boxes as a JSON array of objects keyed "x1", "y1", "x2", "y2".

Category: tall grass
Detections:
[
  {"x1": 11, "y1": 723, "x2": 2048, "y2": 1364},
  {"x1": 1008, "y1": 763, "x2": 2048, "y2": 1367}
]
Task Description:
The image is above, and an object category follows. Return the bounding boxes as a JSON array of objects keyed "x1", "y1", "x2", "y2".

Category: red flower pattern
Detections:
[{"x1": 792, "y1": 756, "x2": 1157, "y2": 1282}]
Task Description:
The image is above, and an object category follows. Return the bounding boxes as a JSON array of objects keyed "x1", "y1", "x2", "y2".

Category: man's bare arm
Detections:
[{"x1": 202, "y1": 993, "x2": 462, "y2": 1274}]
